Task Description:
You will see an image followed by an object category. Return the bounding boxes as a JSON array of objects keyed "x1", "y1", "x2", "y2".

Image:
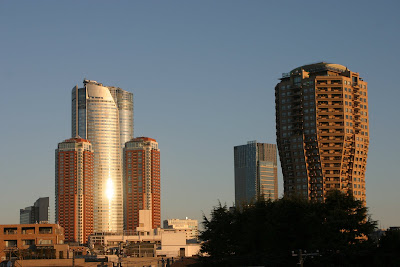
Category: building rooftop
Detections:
[
  {"x1": 130, "y1": 137, "x2": 157, "y2": 142},
  {"x1": 282, "y1": 62, "x2": 349, "y2": 78},
  {"x1": 63, "y1": 136, "x2": 91, "y2": 144}
]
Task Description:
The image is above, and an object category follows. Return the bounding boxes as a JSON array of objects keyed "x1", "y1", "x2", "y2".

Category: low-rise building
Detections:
[
  {"x1": 89, "y1": 211, "x2": 201, "y2": 258},
  {"x1": 0, "y1": 223, "x2": 64, "y2": 261},
  {"x1": 163, "y1": 218, "x2": 199, "y2": 241}
]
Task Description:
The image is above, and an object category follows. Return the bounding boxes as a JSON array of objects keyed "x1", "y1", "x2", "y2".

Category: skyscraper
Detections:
[
  {"x1": 72, "y1": 79, "x2": 133, "y2": 233},
  {"x1": 20, "y1": 197, "x2": 49, "y2": 224},
  {"x1": 124, "y1": 137, "x2": 160, "y2": 230},
  {"x1": 275, "y1": 62, "x2": 369, "y2": 202},
  {"x1": 56, "y1": 137, "x2": 94, "y2": 243},
  {"x1": 234, "y1": 141, "x2": 278, "y2": 205}
]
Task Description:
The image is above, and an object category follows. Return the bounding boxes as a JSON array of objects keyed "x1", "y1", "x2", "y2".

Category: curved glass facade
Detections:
[{"x1": 72, "y1": 80, "x2": 133, "y2": 233}]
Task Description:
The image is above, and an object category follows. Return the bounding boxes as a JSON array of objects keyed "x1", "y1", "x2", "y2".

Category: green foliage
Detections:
[
  {"x1": 200, "y1": 202, "x2": 237, "y2": 258},
  {"x1": 199, "y1": 191, "x2": 378, "y2": 266}
]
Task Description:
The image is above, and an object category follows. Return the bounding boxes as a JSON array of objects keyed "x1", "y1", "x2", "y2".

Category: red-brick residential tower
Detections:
[
  {"x1": 56, "y1": 137, "x2": 94, "y2": 244},
  {"x1": 124, "y1": 137, "x2": 160, "y2": 230}
]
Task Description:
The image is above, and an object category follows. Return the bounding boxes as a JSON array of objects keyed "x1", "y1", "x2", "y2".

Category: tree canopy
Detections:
[{"x1": 199, "y1": 191, "x2": 380, "y2": 266}]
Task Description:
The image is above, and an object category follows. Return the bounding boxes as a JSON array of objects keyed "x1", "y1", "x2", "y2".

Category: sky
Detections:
[{"x1": 0, "y1": 0, "x2": 399, "y2": 229}]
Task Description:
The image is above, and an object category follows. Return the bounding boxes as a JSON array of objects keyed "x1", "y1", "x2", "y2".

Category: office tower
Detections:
[
  {"x1": 34, "y1": 197, "x2": 49, "y2": 223},
  {"x1": 234, "y1": 141, "x2": 278, "y2": 205},
  {"x1": 124, "y1": 137, "x2": 160, "y2": 230},
  {"x1": 72, "y1": 80, "x2": 133, "y2": 233},
  {"x1": 55, "y1": 137, "x2": 94, "y2": 243},
  {"x1": 20, "y1": 207, "x2": 34, "y2": 224},
  {"x1": 20, "y1": 197, "x2": 49, "y2": 224},
  {"x1": 275, "y1": 62, "x2": 369, "y2": 202}
]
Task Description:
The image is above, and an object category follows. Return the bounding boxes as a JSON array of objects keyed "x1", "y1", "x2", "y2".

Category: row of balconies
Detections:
[
  {"x1": 317, "y1": 95, "x2": 342, "y2": 99},
  {"x1": 318, "y1": 116, "x2": 344, "y2": 121},
  {"x1": 318, "y1": 130, "x2": 345, "y2": 135},
  {"x1": 318, "y1": 109, "x2": 343, "y2": 114}
]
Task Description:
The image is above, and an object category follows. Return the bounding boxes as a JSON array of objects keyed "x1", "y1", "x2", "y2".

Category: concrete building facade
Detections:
[
  {"x1": 0, "y1": 223, "x2": 64, "y2": 261},
  {"x1": 89, "y1": 211, "x2": 200, "y2": 258},
  {"x1": 234, "y1": 142, "x2": 278, "y2": 205},
  {"x1": 275, "y1": 62, "x2": 369, "y2": 202},
  {"x1": 56, "y1": 137, "x2": 94, "y2": 244},
  {"x1": 124, "y1": 137, "x2": 160, "y2": 230},
  {"x1": 72, "y1": 79, "x2": 133, "y2": 233},
  {"x1": 163, "y1": 218, "x2": 199, "y2": 241}
]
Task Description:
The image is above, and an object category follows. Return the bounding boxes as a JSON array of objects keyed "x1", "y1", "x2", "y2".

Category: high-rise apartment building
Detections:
[
  {"x1": 72, "y1": 80, "x2": 133, "y2": 233},
  {"x1": 56, "y1": 137, "x2": 94, "y2": 244},
  {"x1": 275, "y1": 62, "x2": 369, "y2": 202},
  {"x1": 234, "y1": 142, "x2": 278, "y2": 205},
  {"x1": 19, "y1": 197, "x2": 49, "y2": 224},
  {"x1": 124, "y1": 137, "x2": 160, "y2": 230}
]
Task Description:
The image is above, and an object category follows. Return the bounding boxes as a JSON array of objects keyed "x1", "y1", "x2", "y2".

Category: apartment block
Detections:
[
  {"x1": 275, "y1": 62, "x2": 369, "y2": 202},
  {"x1": 0, "y1": 223, "x2": 64, "y2": 261},
  {"x1": 124, "y1": 137, "x2": 160, "y2": 230},
  {"x1": 56, "y1": 137, "x2": 94, "y2": 244}
]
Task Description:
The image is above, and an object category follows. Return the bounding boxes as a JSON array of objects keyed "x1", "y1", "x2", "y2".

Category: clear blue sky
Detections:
[{"x1": 0, "y1": 0, "x2": 399, "y2": 229}]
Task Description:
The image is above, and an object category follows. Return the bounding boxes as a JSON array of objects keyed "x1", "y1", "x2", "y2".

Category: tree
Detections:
[
  {"x1": 200, "y1": 202, "x2": 237, "y2": 260},
  {"x1": 373, "y1": 228, "x2": 400, "y2": 266},
  {"x1": 199, "y1": 191, "x2": 377, "y2": 266}
]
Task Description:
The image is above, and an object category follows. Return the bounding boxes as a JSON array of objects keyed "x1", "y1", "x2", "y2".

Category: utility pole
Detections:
[{"x1": 292, "y1": 249, "x2": 320, "y2": 266}]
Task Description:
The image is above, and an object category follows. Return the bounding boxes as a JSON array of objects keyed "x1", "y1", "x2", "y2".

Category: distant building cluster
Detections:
[
  {"x1": 19, "y1": 197, "x2": 49, "y2": 224},
  {"x1": 5, "y1": 62, "x2": 371, "y2": 260},
  {"x1": 54, "y1": 80, "x2": 161, "y2": 244}
]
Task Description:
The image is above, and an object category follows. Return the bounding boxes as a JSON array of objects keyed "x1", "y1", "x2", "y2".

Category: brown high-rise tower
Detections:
[
  {"x1": 275, "y1": 62, "x2": 369, "y2": 202},
  {"x1": 124, "y1": 137, "x2": 160, "y2": 230},
  {"x1": 56, "y1": 137, "x2": 94, "y2": 243}
]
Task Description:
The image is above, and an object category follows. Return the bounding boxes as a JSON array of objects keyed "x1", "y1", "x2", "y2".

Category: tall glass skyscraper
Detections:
[
  {"x1": 234, "y1": 142, "x2": 278, "y2": 206},
  {"x1": 72, "y1": 80, "x2": 133, "y2": 233}
]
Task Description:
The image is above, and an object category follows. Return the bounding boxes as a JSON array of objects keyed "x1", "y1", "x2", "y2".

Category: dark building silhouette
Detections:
[
  {"x1": 20, "y1": 197, "x2": 49, "y2": 224},
  {"x1": 234, "y1": 141, "x2": 278, "y2": 205}
]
